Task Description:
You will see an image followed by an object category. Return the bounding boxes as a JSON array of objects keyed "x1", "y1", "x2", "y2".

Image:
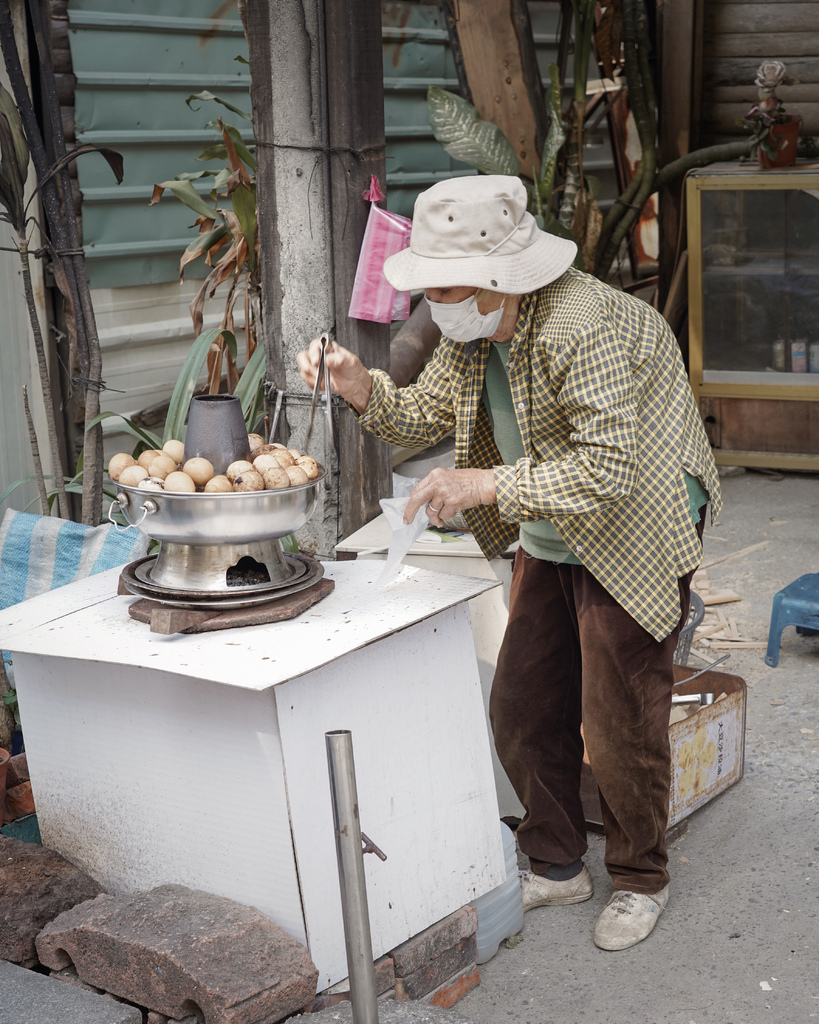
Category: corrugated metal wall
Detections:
[
  {"x1": 63, "y1": 0, "x2": 617, "y2": 464},
  {"x1": 69, "y1": 1, "x2": 618, "y2": 285}
]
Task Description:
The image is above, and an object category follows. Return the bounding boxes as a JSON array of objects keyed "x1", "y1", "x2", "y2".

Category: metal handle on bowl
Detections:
[{"x1": 108, "y1": 493, "x2": 157, "y2": 532}]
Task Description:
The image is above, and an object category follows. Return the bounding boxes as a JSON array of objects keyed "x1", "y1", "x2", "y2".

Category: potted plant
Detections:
[{"x1": 741, "y1": 60, "x2": 800, "y2": 169}]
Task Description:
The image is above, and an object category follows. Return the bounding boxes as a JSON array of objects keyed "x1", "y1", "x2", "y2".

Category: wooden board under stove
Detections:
[{"x1": 127, "y1": 577, "x2": 335, "y2": 635}]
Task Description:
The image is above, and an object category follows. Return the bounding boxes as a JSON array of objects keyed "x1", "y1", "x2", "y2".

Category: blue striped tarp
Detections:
[{"x1": 0, "y1": 509, "x2": 149, "y2": 612}]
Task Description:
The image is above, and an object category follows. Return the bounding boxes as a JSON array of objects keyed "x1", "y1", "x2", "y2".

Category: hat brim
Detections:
[{"x1": 383, "y1": 230, "x2": 577, "y2": 294}]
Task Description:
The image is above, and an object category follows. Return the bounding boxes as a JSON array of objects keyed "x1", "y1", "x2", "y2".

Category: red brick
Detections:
[
  {"x1": 321, "y1": 954, "x2": 395, "y2": 998},
  {"x1": 36, "y1": 884, "x2": 318, "y2": 1024},
  {"x1": 50, "y1": 965, "x2": 104, "y2": 995},
  {"x1": 393, "y1": 936, "x2": 477, "y2": 1001},
  {"x1": 389, "y1": 906, "x2": 477, "y2": 977},
  {"x1": 426, "y1": 965, "x2": 479, "y2": 1009}
]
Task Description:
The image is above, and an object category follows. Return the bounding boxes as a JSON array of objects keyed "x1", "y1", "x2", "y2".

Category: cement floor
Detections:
[{"x1": 458, "y1": 469, "x2": 819, "y2": 1024}]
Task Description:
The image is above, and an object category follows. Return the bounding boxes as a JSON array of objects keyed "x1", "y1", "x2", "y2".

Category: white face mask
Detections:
[{"x1": 426, "y1": 294, "x2": 504, "y2": 343}]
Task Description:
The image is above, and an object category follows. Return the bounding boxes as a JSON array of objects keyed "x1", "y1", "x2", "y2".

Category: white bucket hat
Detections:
[{"x1": 383, "y1": 174, "x2": 577, "y2": 293}]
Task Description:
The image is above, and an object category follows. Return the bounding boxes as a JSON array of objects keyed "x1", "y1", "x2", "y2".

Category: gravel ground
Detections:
[{"x1": 457, "y1": 469, "x2": 819, "y2": 1024}]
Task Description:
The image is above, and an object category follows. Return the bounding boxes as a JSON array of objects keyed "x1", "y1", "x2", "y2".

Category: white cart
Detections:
[{"x1": 0, "y1": 560, "x2": 505, "y2": 990}]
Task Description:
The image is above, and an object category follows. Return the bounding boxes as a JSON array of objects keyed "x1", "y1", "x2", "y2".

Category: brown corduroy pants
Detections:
[{"x1": 489, "y1": 543, "x2": 699, "y2": 895}]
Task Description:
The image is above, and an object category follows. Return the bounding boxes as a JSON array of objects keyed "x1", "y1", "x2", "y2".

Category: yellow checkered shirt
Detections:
[{"x1": 359, "y1": 268, "x2": 722, "y2": 641}]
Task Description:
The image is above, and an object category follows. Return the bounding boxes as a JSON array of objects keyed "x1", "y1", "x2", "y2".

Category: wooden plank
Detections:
[
  {"x1": 708, "y1": 85, "x2": 819, "y2": 104},
  {"x1": 444, "y1": 0, "x2": 547, "y2": 178},
  {"x1": 705, "y1": 398, "x2": 819, "y2": 456},
  {"x1": 700, "y1": 540, "x2": 770, "y2": 570},
  {"x1": 704, "y1": 33, "x2": 819, "y2": 58},
  {"x1": 703, "y1": 56, "x2": 819, "y2": 88},
  {"x1": 705, "y1": 3, "x2": 819, "y2": 34}
]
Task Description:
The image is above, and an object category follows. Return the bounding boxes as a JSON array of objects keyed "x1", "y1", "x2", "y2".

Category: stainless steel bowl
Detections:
[{"x1": 113, "y1": 468, "x2": 326, "y2": 545}]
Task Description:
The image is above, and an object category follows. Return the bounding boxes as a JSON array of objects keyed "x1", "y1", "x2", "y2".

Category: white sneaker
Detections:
[
  {"x1": 593, "y1": 885, "x2": 670, "y2": 950},
  {"x1": 519, "y1": 865, "x2": 593, "y2": 910}
]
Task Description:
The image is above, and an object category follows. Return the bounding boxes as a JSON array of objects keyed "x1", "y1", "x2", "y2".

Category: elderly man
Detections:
[{"x1": 297, "y1": 174, "x2": 721, "y2": 951}]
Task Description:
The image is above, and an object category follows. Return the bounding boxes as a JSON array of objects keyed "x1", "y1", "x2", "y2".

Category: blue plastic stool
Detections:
[{"x1": 765, "y1": 573, "x2": 819, "y2": 667}]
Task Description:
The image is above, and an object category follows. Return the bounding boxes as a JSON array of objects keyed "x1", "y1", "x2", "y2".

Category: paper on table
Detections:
[{"x1": 377, "y1": 496, "x2": 429, "y2": 585}]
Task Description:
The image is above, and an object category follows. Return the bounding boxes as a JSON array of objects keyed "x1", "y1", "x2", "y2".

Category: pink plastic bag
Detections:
[{"x1": 348, "y1": 177, "x2": 412, "y2": 324}]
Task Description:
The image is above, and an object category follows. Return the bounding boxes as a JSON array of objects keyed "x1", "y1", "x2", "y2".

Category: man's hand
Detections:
[
  {"x1": 404, "y1": 467, "x2": 497, "y2": 526},
  {"x1": 296, "y1": 338, "x2": 373, "y2": 415}
]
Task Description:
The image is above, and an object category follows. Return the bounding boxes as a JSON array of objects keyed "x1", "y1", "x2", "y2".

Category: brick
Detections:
[
  {"x1": 36, "y1": 884, "x2": 319, "y2": 1024},
  {"x1": 389, "y1": 906, "x2": 478, "y2": 977},
  {"x1": 321, "y1": 954, "x2": 396, "y2": 997},
  {"x1": 50, "y1": 964, "x2": 105, "y2": 994},
  {"x1": 0, "y1": 834, "x2": 104, "y2": 966},
  {"x1": 393, "y1": 936, "x2": 478, "y2": 1001},
  {"x1": 426, "y1": 965, "x2": 479, "y2": 1010}
]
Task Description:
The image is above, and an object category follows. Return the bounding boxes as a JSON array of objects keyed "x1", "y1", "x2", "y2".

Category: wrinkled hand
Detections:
[
  {"x1": 296, "y1": 337, "x2": 373, "y2": 414},
  {"x1": 404, "y1": 467, "x2": 497, "y2": 526}
]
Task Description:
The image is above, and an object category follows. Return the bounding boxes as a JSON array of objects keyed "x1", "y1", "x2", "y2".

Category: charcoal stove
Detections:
[{"x1": 112, "y1": 468, "x2": 327, "y2": 611}]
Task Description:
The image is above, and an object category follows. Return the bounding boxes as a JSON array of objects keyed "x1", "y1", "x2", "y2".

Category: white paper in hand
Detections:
[{"x1": 377, "y1": 496, "x2": 429, "y2": 585}]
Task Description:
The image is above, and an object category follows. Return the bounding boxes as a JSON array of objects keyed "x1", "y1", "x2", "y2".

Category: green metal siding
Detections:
[{"x1": 68, "y1": 1, "x2": 616, "y2": 289}]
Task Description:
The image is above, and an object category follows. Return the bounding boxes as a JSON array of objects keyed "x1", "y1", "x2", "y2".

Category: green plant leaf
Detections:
[
  {"x1": 585, "y1": 174, "x2": 601, "y2": 200},
  {"x1": 196, "y1": 143, "x2": 230, "y2": 164},
  {"x1": 203, "y1": 121, "x2": 257, "y2": 174},
  {"x1": 186, "y1": 90, "x2": 251, "y2": 121},
  {"x1": 0, "y1": 83, "x2": 28, "y2": 232},
  {"x1": 0, "y1": 474, "x2": 42, "y2": 506},
  {"x1": 539, "y1": 63, "x2": 566, "y2": 204},
  {"x1": 150, "y1": 179, "x2": 215, "y2": 219},
  {"x1": 181, "y1": 223, "x2": 230, "y2": 266},
  {"x1": 280, "y1": 533, "x2": 299, "y2": 554},
  {"x1": 234, "y1": 344, "x2": 266, "y2": 423},
  {"x1": 231, "y1": 182, "x2": 256, "y2": 270},
  {"x1": 163, "y1": 328, "x2": 237, "y2": 444},
  {"x1": 84, "y1": 411, "x2": 162, "y2": 450},
  {"x1": 427, "y1": 86, "x2": 518, "y2": 176}
]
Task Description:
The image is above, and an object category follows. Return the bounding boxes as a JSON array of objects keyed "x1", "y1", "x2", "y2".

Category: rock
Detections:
[
  {"x1": 0, "y1": 834, "x2": 104, "y2": 967},
  {"x1": 36, "y1": 883, "x2": 319, "y2": 1024},
  {"x1": 0, "y1": 959, "x2": 142, "y2": 1024}
]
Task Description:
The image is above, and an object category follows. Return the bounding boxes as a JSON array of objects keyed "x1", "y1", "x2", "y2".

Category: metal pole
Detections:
[{"x1": 325, "y1": 730, "x2": 379, "y2": 1024}]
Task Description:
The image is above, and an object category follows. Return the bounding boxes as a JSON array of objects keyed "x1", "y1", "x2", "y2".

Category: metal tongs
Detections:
[{"x1": 306, "y1": 331, "x2": 334, "y2": 451}]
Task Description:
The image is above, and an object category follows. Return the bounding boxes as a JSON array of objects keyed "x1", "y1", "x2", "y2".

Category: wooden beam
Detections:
[{"x1": 441, "y1": 0, "x2": 548, "y2": 178}]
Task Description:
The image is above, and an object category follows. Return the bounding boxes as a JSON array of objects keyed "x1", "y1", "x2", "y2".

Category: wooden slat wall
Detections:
[{"x1": 700, "y1": 0, "x2": 819, "y2": 142}]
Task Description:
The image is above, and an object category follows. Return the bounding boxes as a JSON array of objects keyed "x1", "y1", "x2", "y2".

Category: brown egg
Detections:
[
  {"x1": 226, "y1": 460, "x2": 254, "y2": 483},
  {"x1": 262, "y1": 466, "x2": 290, "y2": 490},
  {"x1": 287, "y1": 448, "x2": 302, "y2": 459},
  {"x1": 164, "y1": 471, "x2": 196, "y2": 492},
  {"x1": 137, "y1": 477, "x2": 165, "y2": 491},
  {"x1": 295, "y1": 455, "x2": 320, "y2": 480},
  {"x1": 285, "y1": 465, "x2": 309, "y2": 486},
  {"x1": 183, "y1": 457, "x2": 215, "y2": 487},
  {"x1": 108, "y1": 452, "x2": 136, "y2": 481},
  {"x1": 137, "y1": 448, "x2": 163, "y2": 471},
  {"x1": 232, "y1": 469, "x2": 264, "y2": 492},
  {"x1": 118, "y1": 464, "x2": 149, "y2": 487},
  {"x1": 253, "y1": 443, "x2": 283, "y2": 457},
  {"x1": 162, "y1": 439, "x2": 186, "y2": 464},
  {"x1": 204, "y1": 474, "x2": 233, "y2": 493},
  {"x1": 252, "y1": 453, "x2": 282, "y2": 473},
  {"x1": 148, "y1": 454, "x2": 178, "y2": 480},
  {"x1": 247, "y1": 433, "x2": 265, "y2": 453},
  {"x1": 272, "y1": 450, "x2": 295, "y2": 468}
]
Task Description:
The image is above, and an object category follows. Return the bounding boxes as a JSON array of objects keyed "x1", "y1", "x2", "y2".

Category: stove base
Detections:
[{"x1": 126, "y1": 576, "x2": 335, "y2": 634}]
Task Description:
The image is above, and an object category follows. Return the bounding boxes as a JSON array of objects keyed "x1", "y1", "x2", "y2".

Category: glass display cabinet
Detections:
[{"x1": 687, "y1": 164, "x2": 819, "y2": 469}]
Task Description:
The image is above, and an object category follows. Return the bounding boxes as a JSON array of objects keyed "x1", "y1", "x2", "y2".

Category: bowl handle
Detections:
[{"x1": 108, "y1": 494, "x2": 157, "y2": 532}]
